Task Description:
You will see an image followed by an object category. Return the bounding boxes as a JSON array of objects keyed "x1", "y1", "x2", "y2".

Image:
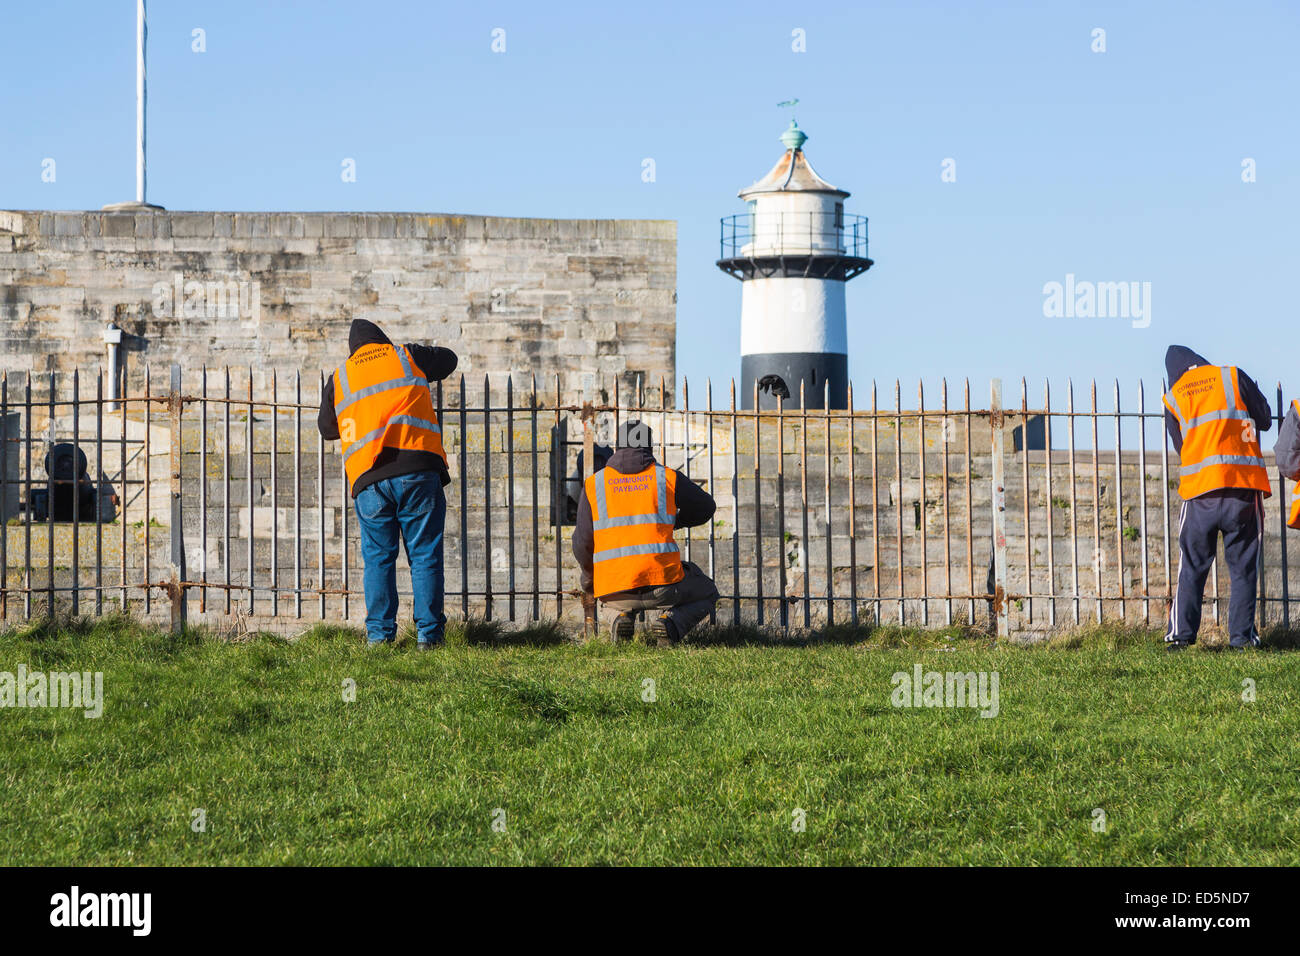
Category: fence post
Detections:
[
  {"x1": 990, "y1": 378, "x2": 1009, "y2": 638},
  {"x1": 168, "y1": 364, "x2": 187, "y2": 633},
  {"x1": 580, "y1": 388, "x2": 596, "y2": 638},
  {"x1": 1278, "y1": 383, "x2": 1288, "y2": 631}
]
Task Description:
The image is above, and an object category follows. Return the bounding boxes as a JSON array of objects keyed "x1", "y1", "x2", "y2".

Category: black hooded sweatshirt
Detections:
[
  {"x1": 317, "y1": 319, "x2": 458, "y2": 497},
  {"x1": 571, "y1": 446, "x2": 717, "y2": 595},
  {"x1": 1163, "y1": 345, "x2": 1271, "y2": 456}
]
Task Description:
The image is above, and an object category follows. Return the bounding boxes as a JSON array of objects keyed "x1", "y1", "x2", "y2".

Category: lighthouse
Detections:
[{"x1": 717, "y1": 119, "x2": 872, "y2": 409}]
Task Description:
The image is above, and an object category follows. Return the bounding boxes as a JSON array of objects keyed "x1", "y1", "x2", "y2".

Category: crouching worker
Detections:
[
  {"x1": 318, "y1": 319, "x2": 458, "y2": 648},
  {"x1": 572, "y1": 420, "x2": 719, "y2": 646}
]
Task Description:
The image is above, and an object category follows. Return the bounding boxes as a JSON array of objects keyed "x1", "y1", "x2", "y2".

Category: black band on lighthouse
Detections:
[{"x1": 742, "y1": 352, "x2": 848, "y2": 410}]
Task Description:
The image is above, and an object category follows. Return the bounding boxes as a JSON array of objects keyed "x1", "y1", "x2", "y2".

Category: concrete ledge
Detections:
[{"x1": 1, "y1": 210, "x2": 676, "y2": 241}]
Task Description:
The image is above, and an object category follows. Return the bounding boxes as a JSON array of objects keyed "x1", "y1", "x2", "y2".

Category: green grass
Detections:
[{"x1": 1, "y1": 614, "x2": 1298, "y2": 865}]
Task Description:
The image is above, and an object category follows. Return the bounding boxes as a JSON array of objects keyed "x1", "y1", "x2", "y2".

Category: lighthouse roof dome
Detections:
[{"x1": 738, "y1": 121, "x2": 849, "y2": 200}]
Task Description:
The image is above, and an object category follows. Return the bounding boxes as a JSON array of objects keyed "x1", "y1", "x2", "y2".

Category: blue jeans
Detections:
[{"x1": 355, "y1": 471, "x2": 447, "y2": 645}]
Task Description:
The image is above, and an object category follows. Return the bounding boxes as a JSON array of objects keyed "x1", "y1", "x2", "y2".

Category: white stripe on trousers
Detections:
[{"x1": 1166, "y1": 499, "x2": 1188, "y2": 643}]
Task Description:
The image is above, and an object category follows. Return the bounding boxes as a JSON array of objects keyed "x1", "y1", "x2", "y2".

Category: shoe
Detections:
[
  {"x1": 416, "y1": 640, "x2": 442, "y2": 652},
  {"x1": 366, "y1": 638, "x2": 393, "y2": 648},
  {"x1": 611, "y1": 613, "x2": 635, "y2": 644},
  {"x1": 650, "y1": 614, "x2": 679, "y2": 648},
  {"x1": 1165, "y1": 640, "x2": 1189, "y2": 653}
]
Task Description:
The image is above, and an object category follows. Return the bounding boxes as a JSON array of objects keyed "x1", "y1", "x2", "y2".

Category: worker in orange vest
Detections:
[
  {"x1": 318, "y1": 320, "x2": 457, "y2": 648},
  {"x1": 1276, "y1": 399, "x2": 1300, "y2": 531},
  {"x1": 572, "y1": 420, "x2": 719, "y2": 645},
  {"x1": 1161, "y1": 346, "x2": 1272, "y2": 651}
]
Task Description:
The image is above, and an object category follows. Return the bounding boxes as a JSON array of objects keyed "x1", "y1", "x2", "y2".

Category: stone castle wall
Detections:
[{"x1": 0, "y1": 209, "x2": 676, "y2": 401}]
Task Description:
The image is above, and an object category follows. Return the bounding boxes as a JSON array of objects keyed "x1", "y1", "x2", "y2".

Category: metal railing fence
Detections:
[{"x1": 2, "y1": 364, "x2": 1297, "y2": 636}]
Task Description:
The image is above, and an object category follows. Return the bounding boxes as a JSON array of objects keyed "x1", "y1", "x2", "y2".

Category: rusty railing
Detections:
[{"x1": 1, "y1": 364, "x2": 1296, "y2": 636}]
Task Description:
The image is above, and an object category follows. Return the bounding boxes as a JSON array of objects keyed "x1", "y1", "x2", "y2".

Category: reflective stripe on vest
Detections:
[
  {"x1": 333, "y1": 343, "x2": 447, "y2": 496},
  {"x1": 335, "y1": 345, "x2": 427, "y2": 413},
  {"x1": 342, "y1": 415, "x2": 443, "y2": 460},
  {"x1": 594, "y1": 542, "x2": 681, "y2": 563},
  {"x1": 585, "y1": 464, "x2": 683, "y2": 597},
  {"x1": 591, "y1": 463, "x2": 674, "y2": 531},
  {"x1": 1172, "y1": 368, "x2": 1253, "y2": 430},
  {"x1": 1178, "y1": 453, "x2": 1268, "y2": 477},
  {"x1": 1162, "y1": 364, "x2": 1271, "y2": 500}
]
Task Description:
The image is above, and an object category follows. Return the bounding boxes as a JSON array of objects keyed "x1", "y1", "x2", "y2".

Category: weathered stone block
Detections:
[{"x1": 171, "y1": 213, "x2": 214, "y2": 238}]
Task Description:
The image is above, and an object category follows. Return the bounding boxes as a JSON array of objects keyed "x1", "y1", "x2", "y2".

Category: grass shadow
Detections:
[
  {"x1": 1, "y1": 613, "x2": 209, "y2": 665},
  {"x1": 484, "y1": 674, "x2": 574, "y2": 721},
  {"x1": 1041, "y1": 623, "x2": 1164, "y2": 651},
  {"x1": 296, "y1": 622, "x2": 367, "y2": 644},
  {"x1": 2, "y1": 612, "x2": 146, "y2": 644},
  {"x1": 686, "y1": 619, "x2": 993, "y2": 649},
  {"x1": 686, "y1": 621, "x2": 803, "y2": 647},
  {"x1": 448, "y1": 618, "x2": 572, "y2": 648},
  {"x1": 482, "y1": 672, "x2": 689, "y2": 724},
  {"x1": 1259, "y1": 625, "x2": 1300, "y2": 650}
]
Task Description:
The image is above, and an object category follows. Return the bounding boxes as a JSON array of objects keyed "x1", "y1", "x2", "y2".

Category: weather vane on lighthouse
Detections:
[{"x1": 716, "y1": 107, "x2": 873, "y2": 409}]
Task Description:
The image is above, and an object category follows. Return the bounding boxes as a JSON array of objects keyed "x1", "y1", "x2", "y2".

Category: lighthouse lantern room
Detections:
[{"x1": 717, "y1": 118, "x2": 872, "y2": 409}]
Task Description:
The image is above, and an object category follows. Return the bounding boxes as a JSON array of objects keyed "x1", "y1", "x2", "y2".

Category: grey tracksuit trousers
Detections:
[
  {"x1": 601, "y1": 561, "x2": 719, "y2": 637},
  {"x1": 1165, "y1": 489, "x2": 1264, "y2": 646}
]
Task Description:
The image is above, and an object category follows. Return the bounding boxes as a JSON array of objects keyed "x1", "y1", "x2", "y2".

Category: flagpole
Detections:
[
  {"x1": 104, "y1": 0, "x2": 162, "y2": 211},
  {"x1": 136, "y1": 0, "x2": 146, "y2": 204}
]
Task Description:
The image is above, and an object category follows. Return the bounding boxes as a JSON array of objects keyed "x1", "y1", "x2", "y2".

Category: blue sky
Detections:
[{"x1": 2, "y1": 0, "x2": 1297, "y2": 410}]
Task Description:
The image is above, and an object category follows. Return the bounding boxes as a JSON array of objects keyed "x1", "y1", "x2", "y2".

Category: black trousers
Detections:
[{"x1": 1166, "y1": 489, "x2": 1263, "y2": 646}]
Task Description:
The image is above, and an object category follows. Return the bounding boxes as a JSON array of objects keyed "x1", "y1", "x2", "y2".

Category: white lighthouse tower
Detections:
[{"x1": 718, "y1": 118, "x2": 872, "y2": 409}]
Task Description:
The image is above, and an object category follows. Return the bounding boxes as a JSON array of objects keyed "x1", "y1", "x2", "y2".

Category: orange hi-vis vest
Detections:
[
  {"x1": 583, "y1": 464, "x2": 684, "y2": 598},
  {"x1": 333, "y1": 342, "x2": 446, "y2": 496},
  {"x1": 1289, "y1": 399, "x2": 1300, "y2": 530},
  {"x1": 1162, "y1": 364, "x2": 1270, "y2": 501}
]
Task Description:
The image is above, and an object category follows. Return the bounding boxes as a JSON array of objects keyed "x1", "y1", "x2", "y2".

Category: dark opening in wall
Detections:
[{"x1": 1013, "y1": 415, "x2": 1047, "y2": 452}]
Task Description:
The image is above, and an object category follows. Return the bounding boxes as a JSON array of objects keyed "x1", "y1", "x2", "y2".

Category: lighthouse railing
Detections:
[{"x1": 719, "y1": 212, "x2": 869, "y2": 261}]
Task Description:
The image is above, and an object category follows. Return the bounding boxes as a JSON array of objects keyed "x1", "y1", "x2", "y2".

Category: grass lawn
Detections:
[{"x1": 1, "y1": 616, "x2": 1298, "y2": 865}]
